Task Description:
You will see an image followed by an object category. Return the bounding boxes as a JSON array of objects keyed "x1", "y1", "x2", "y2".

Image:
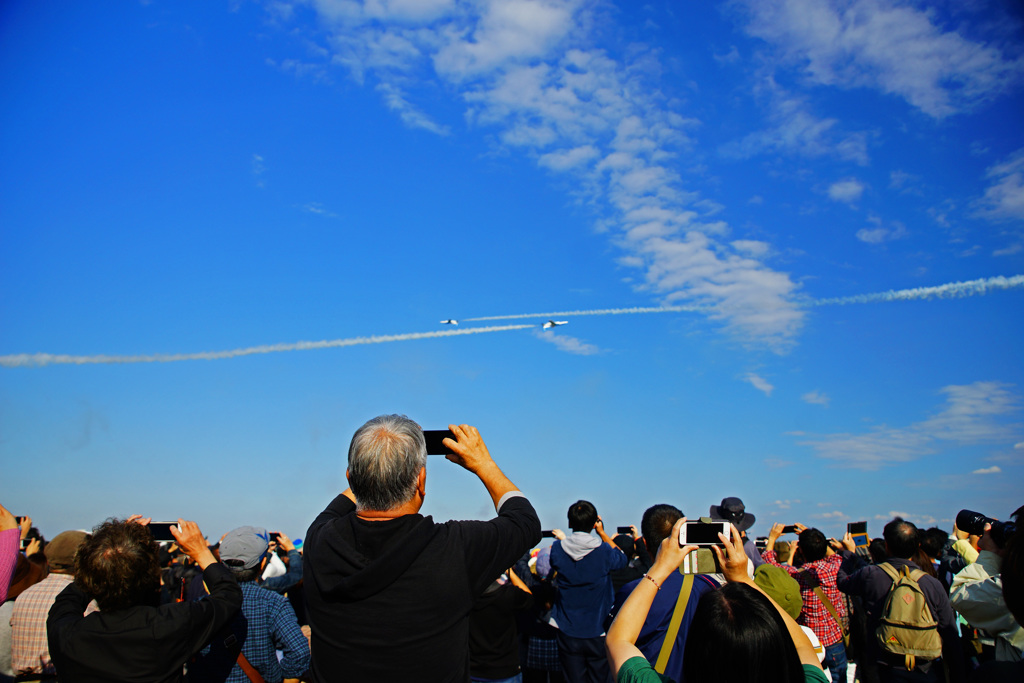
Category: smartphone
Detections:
[
  {"x1": 679, "y1": 521, "x2": 730, "y2": 546},
  {"x1": 848, "y1": 520, "x2": 869, "y2": 547},
  {"x1": 15, "y1": 516, "x2": 24, "y2": 525},
  {"x1": 149, "y1": 522, "x2": 179, "y2": 542},
  {"x1": 423, "y1": 429, "x2": 455, "y2": 455},
  {"x1": 782, "y1": 524, "x2": 798, "y2": 534},
  {"x1": 541, "y1": 530, "x2": 557, "y2": 538},
  {"x1": 616, "y1": 526, "x2": 632, "y2": 535},
  {"x1": 270, "y1": 532, "x2": 281, "y2": 543},
  {"x1": 847, "y1": 521, "x2": 867, "y2": 535}
]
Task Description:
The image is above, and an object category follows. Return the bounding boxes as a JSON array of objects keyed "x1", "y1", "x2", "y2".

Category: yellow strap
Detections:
[
  {"x1": 905, "y1": 654, "x2": 915, "y2": 671},
  {"x1": 654, "y1": 572, "x2": 694, "y2": 674}
]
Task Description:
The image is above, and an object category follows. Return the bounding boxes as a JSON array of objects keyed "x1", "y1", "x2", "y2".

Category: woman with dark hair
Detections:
[{"x1": 605, "y1": 518, "x2": 827, "y2": 683}]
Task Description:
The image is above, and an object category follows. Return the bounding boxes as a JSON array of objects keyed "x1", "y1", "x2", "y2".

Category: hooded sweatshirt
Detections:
[
  {"x1": 303, "y1": 492, "x2": 540, "y2": 683},
  {"x1": 550, "y1": 532, "x2": 627, "y2": 638}
]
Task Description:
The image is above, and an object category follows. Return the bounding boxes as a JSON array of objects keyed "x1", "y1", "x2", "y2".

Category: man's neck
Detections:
[{"x1": 357, "y1": 499, "x2": 422, "y2": 521}]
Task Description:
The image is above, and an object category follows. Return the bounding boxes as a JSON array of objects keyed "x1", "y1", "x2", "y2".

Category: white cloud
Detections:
[
  {"x1": 737, "y1": 0, "x2": 1023, "y2": 118},
  {"x1": 765, "y1": 459, "x2": 794, "y2": 469},
  {"x1": 802, "y1": 390, "x2": 830, "y2": 406},
  {"x1": 813, "y1": 510, "x2": 846, "y2": 519},
  {"x1": 532, "y1": 329, "x2": 600, "y2": 355},
  {"x1": 376, "y1": 82, "x2": 451, "y2": 135},
  {"x1": 745, "y1": 373, "x2": 775, "y2": 397},
  {"x1": 973, "y1": 465, "x2": 1002, "y2": 474},
  {"x1": 285, "y1": 0, "x2": 806, "y2": 345},
  {"x1": 800, "y1": 381, "x2": 1022, "y2": 469},
  {"x1": 774, "y1": 498, "x2": 801, "y2": 508},
  {"x1": 974, "y1": 147, "x2": 1024, "y2": 222},
  {"x1": 301, "y1": 202, "x2": 341, "y2": 218},
  {"x1": 856, "y1": 215, "x2": 907, "y2": 244},
  {"x1": 828, "y1": 178, "x2": 865, "y2": 203},
  {"x1": 721, "y1": 86, "x2": 869, "y2": 165}
]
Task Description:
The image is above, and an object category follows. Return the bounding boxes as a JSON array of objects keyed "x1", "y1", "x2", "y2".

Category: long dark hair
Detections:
[{"x1": 683, "y1": 582, "x2": 804, "y2": 683}]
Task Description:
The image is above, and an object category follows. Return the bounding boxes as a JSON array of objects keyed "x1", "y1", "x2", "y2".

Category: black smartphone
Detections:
[
  {"x1": 149, "y1": 522, "x2": 178, "y2": 542},
  {"x1": 847, "y1": 521, "x2": 867, "y2": 535},
  {"x1": 423, "y1": 429, "x2": 455, "y2": 455},
  {"x1": 616, "y1": 526, "x2": 632, "y2": 535},
  {"x1": 541, "y1": 530, "x2": 556, "y2": 538},
  {"x1": 782, "y1": 524, "x2": 798, "y2": 534},
  {"x1": 270, "y1": 532, "x2": 281, "y2": 543}
]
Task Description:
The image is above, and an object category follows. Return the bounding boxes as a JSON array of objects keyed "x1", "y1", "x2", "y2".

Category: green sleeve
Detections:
[
  {"x1": 803, "y1": 663, "x2": 830, "y2": 683},
  {"x1": 617, "y1": 656, "x2": 674, "y2": 683}
]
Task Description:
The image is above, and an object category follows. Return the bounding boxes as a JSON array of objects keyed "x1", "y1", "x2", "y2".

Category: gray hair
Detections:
[{"x1": 347, "y1": 414, "x2": 427, "y2": 512}]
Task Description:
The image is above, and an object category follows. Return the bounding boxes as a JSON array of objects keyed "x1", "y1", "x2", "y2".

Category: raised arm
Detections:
[
  {"x1": 606, "y1": 518, "x2": 696, "y2": 677},
  {"x1": 444, "y1": 424, "x2": 518, "y2": 510},
  {"x1": 713, "y1": 524, "x2": 821, "y2": 670}
]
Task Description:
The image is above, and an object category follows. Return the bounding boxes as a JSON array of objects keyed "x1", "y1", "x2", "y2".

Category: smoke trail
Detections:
[
  {"x1": 811, "y1": 274, "x2": 1024, "y2": 306},
  {"x1": 465, "y1": 304, "x2": 708, "y2": 322},
  {"x1": 464, "y1": 275, "x2": 1024, "y2": 322},
  {"x1": 0, "y1": 324, "x2": 535, "y2": 368}
]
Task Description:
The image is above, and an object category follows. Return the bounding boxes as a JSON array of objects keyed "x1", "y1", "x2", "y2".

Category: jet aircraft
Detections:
[
  {"x1": 542, "y1": 320, "x2": 568, "y2": 329},
  {"x1": 440, "y1": 319, "x2": 458, "y2": 325}
]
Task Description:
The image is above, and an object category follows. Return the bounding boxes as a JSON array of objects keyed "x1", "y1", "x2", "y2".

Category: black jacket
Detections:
[
  {"x1": 303, "y1": 493, "x2": 540, "y2": 682},
  {"x1": 47, "y1": 563, "x2": 242, "y2": 683}
]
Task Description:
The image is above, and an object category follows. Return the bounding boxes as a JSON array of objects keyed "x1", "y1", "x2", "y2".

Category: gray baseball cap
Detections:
[{"x1": 219, "y1": 526, "x2": 269, "y2": 570}]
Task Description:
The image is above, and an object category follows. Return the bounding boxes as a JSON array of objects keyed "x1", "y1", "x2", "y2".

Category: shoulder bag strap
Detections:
[
  {"x1": 654, "y1": 572, "x2": 694, "y2": 674},
  {"x1": 236, "y1": 652, "x2": 267, "y2": 683}
]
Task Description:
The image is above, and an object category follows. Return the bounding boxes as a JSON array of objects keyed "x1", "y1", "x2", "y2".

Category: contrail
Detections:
[
  {"x1": 464, "y1": 275, "x2": 1024, "y2": 322},
  {"x1": 0, "y1": 324, "x2": 536, "y2": 368},
  {"x1": 465, "y1": 304, "x2": 709, "y2": 322},
  {"x1": 811, "y1": 274, "x2": 1024, "y2": 306}
]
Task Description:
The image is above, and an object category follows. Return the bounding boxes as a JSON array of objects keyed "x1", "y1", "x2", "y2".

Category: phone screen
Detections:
[
  {"x1": 682, "y1": 522, "x2": 727, "y2": 545},
  {"x1": 149, "y1": 522, "x2": 178, "y2": 542},
  {"x1": 847, "y1": 521, "x2": 868, "y2": 535},
  {"x1": 422, "y1": 430, "x2": 455, "y2": 455}
]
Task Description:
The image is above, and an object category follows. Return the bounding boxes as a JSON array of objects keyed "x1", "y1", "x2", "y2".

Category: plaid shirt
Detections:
[
  {"x1": 764, "y1": 550, "x2": 847, "y2": 647},
  {"x1": 11, "y1": 573, "x2": 99, "y2": 675},
  {"x1": 192, "y1": 581, "x2": 309, "y2": 683}
]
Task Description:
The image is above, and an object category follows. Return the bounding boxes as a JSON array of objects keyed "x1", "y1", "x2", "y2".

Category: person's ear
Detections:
[{"x1": 417, "y1": 467, "x2": 426, "y2": 498}]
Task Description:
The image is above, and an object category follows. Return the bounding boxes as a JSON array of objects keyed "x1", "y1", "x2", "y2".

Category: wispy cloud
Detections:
[
  {"x1": 973, "y1": 465, "x2": 1002, "y2": 474},
  {"x1": 802, "y1": 390, "x2": 830, "y2": 406},
  {"x1": 252, "y1": 153, "x2": 266, "y2": 187},
  {"x1": 799, "y1": 381, "x2": 1022, "y2": 469},
  {"x1": 974, "y1": 147, "x2": 1024, "y2": 222},
  {"x1": 856, "y1": 215, "x2": 907, "y2": 244},
  {"x1": 765, "y1": 458, "x2": 795, "y2": 469},
  {"x1": 774, "y1": 498, "x2": 800, "y2": 508},
  {"x1": 301, "y1": 202, "x2": 341, "y2": 219},
  {"x1": 736, "y1": 0, "x2": 1023, "y2": 118},
  {"x1": 828, "y1": 178, "x2": 865, "y2": 204},
  {"x1": 282, "y1": 0, "x2": 805, "y2": 345},
  {"x1": 531, "y1": 329, "x2": 600, "y2": 355},
  {"x1": 745, "y1": 373, "x2": 774, "y2": 397},
  {"x1": 813, "y1": 510, "x2": 846, "y2": 519},
  {"x1": 720, "y1": 85, "x2": 869, "y2": 165}
]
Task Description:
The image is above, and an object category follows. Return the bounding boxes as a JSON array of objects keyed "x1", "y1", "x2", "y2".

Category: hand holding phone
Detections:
[{"x1": 679, "y1": 521, "x2": 730, "y2": 546}]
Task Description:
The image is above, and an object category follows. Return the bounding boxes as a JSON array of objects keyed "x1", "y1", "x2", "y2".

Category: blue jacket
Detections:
[{"x1": 551, "y1": 540, "x2": 627, "y2": 638}]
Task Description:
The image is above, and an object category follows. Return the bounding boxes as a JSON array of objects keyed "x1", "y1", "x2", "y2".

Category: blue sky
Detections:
[{"x1": 2, "y1": 0, "x2": 1022, "y2": 544}]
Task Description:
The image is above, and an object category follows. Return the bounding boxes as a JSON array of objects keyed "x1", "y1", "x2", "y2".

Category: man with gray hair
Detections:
[{"x1": 303, "y1": 416, "x2": 540, "y2": 682}]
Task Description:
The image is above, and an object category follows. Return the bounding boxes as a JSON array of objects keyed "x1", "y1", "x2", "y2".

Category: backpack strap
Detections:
[
  {"x1": 654, "y1": 572, "x2": 694, "y2": 674},
  {"x1": 878, "y1": 562, "x2": 899, "y2": 583}
]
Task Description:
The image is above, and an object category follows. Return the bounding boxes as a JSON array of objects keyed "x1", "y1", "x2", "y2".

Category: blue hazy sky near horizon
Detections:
[{"x1": 2, "y1": 0, "x2": 1023, "y2": 543}]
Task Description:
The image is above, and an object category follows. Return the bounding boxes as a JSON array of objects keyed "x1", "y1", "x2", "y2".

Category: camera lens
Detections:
[{"x1": 956, "y1": 509, "x2": 994, "y2": 536}]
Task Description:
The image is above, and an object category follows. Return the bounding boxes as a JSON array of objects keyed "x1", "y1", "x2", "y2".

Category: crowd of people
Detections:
[{"x1": 1, "y1": 414, "x2": 1020, "y2": 683}]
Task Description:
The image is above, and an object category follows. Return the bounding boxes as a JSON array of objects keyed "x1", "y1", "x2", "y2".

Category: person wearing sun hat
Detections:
[{"x1": 709, "y1": 497, "x2": 765, "y2": 569}]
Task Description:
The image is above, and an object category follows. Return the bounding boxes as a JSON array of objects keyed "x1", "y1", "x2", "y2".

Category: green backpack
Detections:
[{"x1": 875, "y1": 562, "x2": 943, "y2": 670}]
